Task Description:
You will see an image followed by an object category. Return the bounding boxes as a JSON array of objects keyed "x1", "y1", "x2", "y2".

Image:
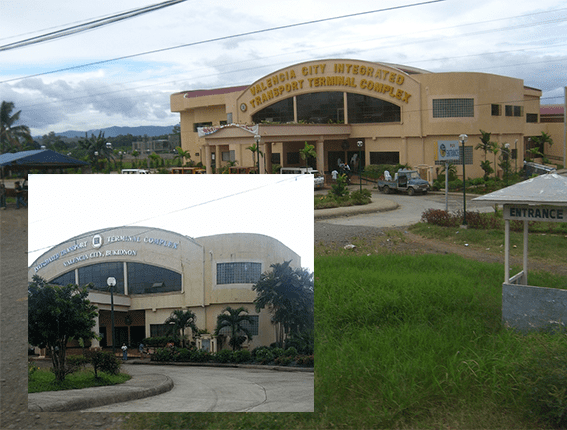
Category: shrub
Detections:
[
  {"x1": 255, "y1": 348, "x2": 274, "y2": 364},
  {"x1": 271, "y1": 347, "x2": 285, "y2": 359},
  {"x1": 284, "y1": 347, "x2": 298, "y2": 358},
  {"x1": 175, "y1": 348, "x2": 192, "y2": 362},
  {"x1": 350, "y1": 189, "x2": 372, "y2": 205},
  {"x1": 67, "y1": 354, "x2": 90, "y2": 372},
  {"x1": 331, "y1": 174, "x2": 349, "y2": 198},
  {"x1": 300, "y1": 355, "x2": 314, "y2": 367},
  {"x1": 215, "y1": 349, "x2": 234, "y2": 363},
  {"x1": 234, "y1": 349, "x2": 251, "y2": 363},
  {"x1": 191, "y1": 349, "x2": 211, "y2": 363},
  {"x1": 274, "y1": 356, "x2": 293, "y2": 366},
  {"x1": 151, "y1": 347, "x2": 174, "y2": 362},
  {"x1": 420, "y1": 209, "x2": 459, "y2": 227},
  {"x1": 90, "y1": 351, "x2": 121, "y2": 377},
  {"x1": 252, "y1": 346, "x2": 270, "y2": 360}
]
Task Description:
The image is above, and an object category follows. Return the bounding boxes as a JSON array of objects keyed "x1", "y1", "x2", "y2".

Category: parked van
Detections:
[
  {"x1": 280, "y1": 167, "x2": 325, "y2": 189},
  {"x1": 121, "y1": 169, "x2": 149, "y2": 174}
]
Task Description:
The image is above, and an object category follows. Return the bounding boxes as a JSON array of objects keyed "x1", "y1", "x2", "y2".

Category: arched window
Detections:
[
  {"x1": 50, "y1": 270, "x2": 76, "y2": 286},
  {"x1": 127, "y1": 263, "x2": 182, "y2": 294},
  {"x1": 347, "y1": 93, "x2": 401, "y2": 123}
]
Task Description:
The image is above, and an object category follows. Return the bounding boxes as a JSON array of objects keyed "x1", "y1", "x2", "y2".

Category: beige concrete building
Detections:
[
  {"x1": 171, "y1": 59, "x2": 565, "y2": 180},
  {"x1": 28, "y1": 226, "x2": 301, "y2": 352}
]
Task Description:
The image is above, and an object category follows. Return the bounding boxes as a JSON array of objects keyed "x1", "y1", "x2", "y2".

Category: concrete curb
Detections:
[
  {"x1": 314, "y1": 199, "x2": 399, "y2": 220},
  {"x1": 28, "y1": 373, "x2": 173, "y2": 412},
  {"x1": 128, "y1": 359, "x2": 314, "y2": 372}
]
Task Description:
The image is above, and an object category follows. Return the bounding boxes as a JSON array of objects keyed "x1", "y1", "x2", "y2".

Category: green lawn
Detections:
[
  {"x1": 28, "y1": 367, "x2": 130, "y2": 393},
  {"x1": 121, "y1": 253, "x2": 567, "y2": 429}
]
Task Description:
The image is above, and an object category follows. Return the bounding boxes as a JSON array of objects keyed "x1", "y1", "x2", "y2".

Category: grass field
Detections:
[
  {"x1": 28, "y1": 367, "x2": 130, "y2": 393},
  {"x1": 123, "y1": 251, "x2": 567, "y2": 429}
]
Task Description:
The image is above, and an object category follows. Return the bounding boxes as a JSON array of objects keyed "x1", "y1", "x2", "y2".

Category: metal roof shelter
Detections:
[
  {"x1": 0, "y1": 149, "x2": 87, "y2": 170},
  {"x1": 474, "y1": 173, "x2": 567, "y2": 285}
]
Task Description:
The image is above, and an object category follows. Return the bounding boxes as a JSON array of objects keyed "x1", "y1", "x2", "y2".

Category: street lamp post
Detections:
[
  {"x1": 357, "y1": 140, "x2": 363, "y2": 193},
  {"x1": 504, "y1": 143, "x2": 510, "y2": 186},
  {"x1": 107, "y1": 277, "x2": 117, "y2": 356},
  {"x1": 254, "y1": 134, "x2": 261, "y2": 174},
  {"x1": 459, "y1": 134, "x2": 468, "y2": 225}
]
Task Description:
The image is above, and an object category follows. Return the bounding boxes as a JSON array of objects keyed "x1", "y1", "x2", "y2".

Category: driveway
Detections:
[{"x1": 83, "y1": 364, "x2": 314, "y2": 413}]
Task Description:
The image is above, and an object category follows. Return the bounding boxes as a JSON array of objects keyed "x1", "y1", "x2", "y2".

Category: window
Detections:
[
  {"x1": 150, "y1": 324, "x2": 170, "y2": 337},
  {"x1": 297, "y1": 92, "x2": 344, "y2": 123},
  {"x1": 491, "y1": 104, "x2": 501, "y2": 116},
  {"x1": 369, "y1": 152, "x2": 400, "y2": 165},
  {"x1": 50, "y1": 270, "x2": 76, "y2": 286},
  {"x1": 432, "y1": 99, "x2": 474, "y2": 118},
  {"x1": 216, "y1": 262, "x2": 262, "y2": 285},
  {"x1": 193, "y1": 122, "x2": 212, "y2": 132},
  {"x1": 222, "y1": 151, "x2": 235, "y2": 162},
  {"x1": 252, "y1": 98, "x2": 294, "y2": 123},
  {"x1": 78, "y1": 262, "x2": 125, "y2": 294},
  {"x1": 526, "y1": 113, "x2": 538, "y2": 123},
  {"x1": 287, "y1": 152, "x2": 300, "y2": 165},
  {"x1": 505, "y1": 105, "x2": 523, "y2": 117},
  {"x1": 127, "y1": 263, "x2": 182, "y2": 294},
  {"x1": 348, "y1": 93, "x2": 401, "y2": 123}
]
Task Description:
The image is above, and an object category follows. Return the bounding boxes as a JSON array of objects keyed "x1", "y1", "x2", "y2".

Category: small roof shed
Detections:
[{"x1": 0, "y1": 149, "x2": 87, "y2": 170}]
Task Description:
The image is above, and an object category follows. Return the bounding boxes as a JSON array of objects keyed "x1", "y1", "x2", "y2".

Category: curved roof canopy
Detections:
[
  {"x1": 473, "y1": 173, "x2": 567, "y2": 206},
  {"x1": 0, "y1": 150, "x2": 87, "y2": 169}
]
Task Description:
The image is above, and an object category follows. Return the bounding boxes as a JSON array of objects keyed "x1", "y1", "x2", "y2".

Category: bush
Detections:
[
  {"x1": 143, "y1": 336, "x2": 178, "y2": 347},
  {"x1": 284, "y1": 347, "x2": 298, "y2": 358},
  {"x1": 191, "y1": 349, "x2": 211, "y2": 363},
  {"x1": 151, "y1": 347, "x2": 174, "y2": 362},
  {"x1": 350, "y1": 189, "x2": 372, "y2": 205},
  {"x1": 296, "y1": 355, "x2": 314, "y2": 366},
  {"x1": 175, "y1": 348, "x2": 192, "y2": 362},
  {"x1": 234, "y1": 349, "x2": 251, "y2": 363},
  {"x1": 67, "y1": 354, "x2": 90, "y2": 372},
  {"x1": 90, "y1": 351, "x2": 121, "y2": 377},
  {"x1": 251, "y1": 346, "x2": 270, "y2": 360},
  {"x1": 271, "y1": 347, "x2": 285, "y2": 359},
  {"x1": 274, "y1": 356, "x2": 293, "y2": 366},
  {"x1": 255, "y1": 348, "x2": 274, "y2": 364},
  {"x1": 215, "y1": 349, "x2": 234, "y2": 363},
  {"x1": 420, "y1": 209, "x2": 459, "y2": 227}
]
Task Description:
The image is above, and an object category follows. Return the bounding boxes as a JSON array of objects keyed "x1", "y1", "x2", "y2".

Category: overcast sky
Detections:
[
  {"x1": 28, "y1": 174, "x2": 314, "y2": 273},
  {"x1": 1, "y1": 0, "x2": 566, "y2": 136}
]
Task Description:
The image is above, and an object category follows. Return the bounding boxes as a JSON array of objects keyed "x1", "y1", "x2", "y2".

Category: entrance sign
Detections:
[
  {"x1": 436, "y1": 140, "x2": 460, "y2": 162},
  {"x1": 504, "y1": 205, "x2": 565, "y2": 222}
]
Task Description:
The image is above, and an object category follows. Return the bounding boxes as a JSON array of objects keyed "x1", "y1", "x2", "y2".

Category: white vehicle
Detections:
[
  {"x1": 280, "y1": 167, "x2": 325, "y2": 189},
  {"x1": 121, "y1": 169, "x2": 149, "y2": 174}
]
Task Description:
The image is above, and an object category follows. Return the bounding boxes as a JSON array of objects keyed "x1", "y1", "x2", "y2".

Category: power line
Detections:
[
  {"x1": 0, "y1": 0, "x2": 446, "y2": 84},
  {"x1": 0, "y1": 0, "x2": 188, "y2": 52}
]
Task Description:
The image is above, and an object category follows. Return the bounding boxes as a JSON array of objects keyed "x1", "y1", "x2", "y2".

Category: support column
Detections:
[
  {"x1": 504, "y1": 219, "x2": 510, "y2": 283},
  {"x1": 204, "y1": 145, "x2": 212, "y2": 174},
  {"x1": 316, "y1": 139, "x2": 325, "y2": 174},
  {"x1": 264, "y1": 142, "x2": 273, "y2": 174},
  {"x1": 215, "y1": 146, "x2": 221, "y2": 173},
  {"x1": 523, "y1": 220, "x2": 529, "y2": 284},
  {"x1": 91, "y1": 311, "x2": 100, "y2": 349}
]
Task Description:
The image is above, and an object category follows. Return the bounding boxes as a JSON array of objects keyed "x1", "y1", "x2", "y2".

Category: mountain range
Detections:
[{"x1": 37, "y1": 124, "x2": 178, "y2": 139}]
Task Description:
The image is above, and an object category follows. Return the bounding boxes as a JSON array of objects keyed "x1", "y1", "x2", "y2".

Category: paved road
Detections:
[
  {"x1": 319, "y1": 189, "x2": 496, "y2": 228},
  {"x1": 83, "y1": 364, "x2": 314, "y2": 413}
]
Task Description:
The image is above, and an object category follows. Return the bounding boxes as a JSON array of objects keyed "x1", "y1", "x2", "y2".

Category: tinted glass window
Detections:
[
  {"x1": 252, "y1": 98, "x2": 294, "y2": 123},
  {"x1": 217, "y1": 262, "x2": 262, "y2": 285},
  {"x1": 50, "y1": 270, "x2": 76, "y2": 286},
  {"x1": 348, "y1": 93, "x2": 401, "y2": 123},
  {"x1": 297, "y1": 92, "x2": 344, "y2": 123},
  {"x1": 78, "y1": 262, "x2": 125, "y2": 294},
  {"x1": 127, "y1": 262, "x2": 182, "y2": 294}
]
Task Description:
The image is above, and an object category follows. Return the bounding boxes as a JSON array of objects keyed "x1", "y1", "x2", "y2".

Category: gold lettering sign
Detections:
[{"x1": 248, "y1": 62, "x2": 412, "y2": 109}]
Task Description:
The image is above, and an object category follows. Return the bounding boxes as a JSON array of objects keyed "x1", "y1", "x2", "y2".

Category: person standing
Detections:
[
  {"x1": 121, "y1": 343, "x2": 128, "y2": 361},
  {"x1": 138, "y1": 342, "x2": 145, "y2": 359},
  {"x1": 0, "y1": 184, "x2": 6, "y2": 210},
  {"x1": 15, "y1": 181, "x2": 26, "y2": 209}
]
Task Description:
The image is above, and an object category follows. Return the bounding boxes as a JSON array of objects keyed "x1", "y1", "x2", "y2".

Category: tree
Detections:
[
  {"x1": 253, "y1": 261, "x2": 314, "y2": 348},
  {"x1": 214, "y1": 307, "x2": 254, "y2": 351},
  {"x1": 299, "y1": 142, "x2": 317, "y2": 168},
  {"x1": 1, "y1": 101, "x2": 32, "y2": 153},
  {"x1": 475, "y1": 130, "x2": 498, "y2": 180},
  {"x1": 246, "y1": 143, "x2": 263, "y2": 173},
  {"x1": 164, "y1": 309, "x2": 198, "y2": 348},
  {"x1": 529, "y1": 131, "x2": 554, "y2": 162},
  {"x1": 79, "y1": 131, "x2": 114, "y2": 172},
  {"x1": 28, "y1": 276, "x2": 98, "y2": 382},
  {"x1": 174, "y1": 146, "x2": 191, "y2": 166}
]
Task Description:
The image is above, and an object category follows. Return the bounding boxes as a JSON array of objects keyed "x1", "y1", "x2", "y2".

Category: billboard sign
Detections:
[{"x1": 437, "y1": 140, "x2": 460, "y2": 162}]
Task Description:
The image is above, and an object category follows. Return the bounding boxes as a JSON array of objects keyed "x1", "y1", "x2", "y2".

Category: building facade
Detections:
[
  {"x1": 28, "y1": 227, "x2": 301, "y2": 352},
  {"x1": 171, "y1": 59, "x2": 564, "y2": 179}
]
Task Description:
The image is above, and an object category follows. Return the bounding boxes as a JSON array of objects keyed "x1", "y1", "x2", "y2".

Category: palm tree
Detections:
[
  {"x1": 475, "y1": 129, "x2": 498, "y2": 180},
  {"x1": 299, "y1": 142, "x2": 317, "y2": 168},
  {"x1": 1, "y1": 101, "x2": 32, "y2": 153},
  {"x1": 173, "y1": 146, "x2": 191, "y2": 166},
  {"x1": 253, "y1": 261, "x2": 314, "y2": 348},
  {"x1": 214, "y1": 307, "x2": 254, "y2": 351},
  {"x1": 529, "y1": 131, "x2": 554, "y2": 162},
  {"x1": 79, "y1": 131, "x2": 114, "y2": 172},
  {"x1": 164, "y1": 309, "x2": 198, "y2": 348},
  {"x1": 246, "y1": 143, "x2": 263, "y2": 173}
]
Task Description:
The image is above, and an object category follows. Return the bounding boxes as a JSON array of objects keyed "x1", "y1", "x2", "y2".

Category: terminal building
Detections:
[
  {"x1": 170, "y1": 59, "x2": 564, "y2": 180},
  {"x1": 28, "y1": 227, "x2": 301, "y2": 352}
]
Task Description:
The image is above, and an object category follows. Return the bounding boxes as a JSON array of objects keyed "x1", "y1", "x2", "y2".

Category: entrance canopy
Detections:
[
  {"x1": 473, "y1": 173, "x2": 567, "y2": 284},
  {"x1": 0, "y1": 149, "x2": 87, "y2": 170}
]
